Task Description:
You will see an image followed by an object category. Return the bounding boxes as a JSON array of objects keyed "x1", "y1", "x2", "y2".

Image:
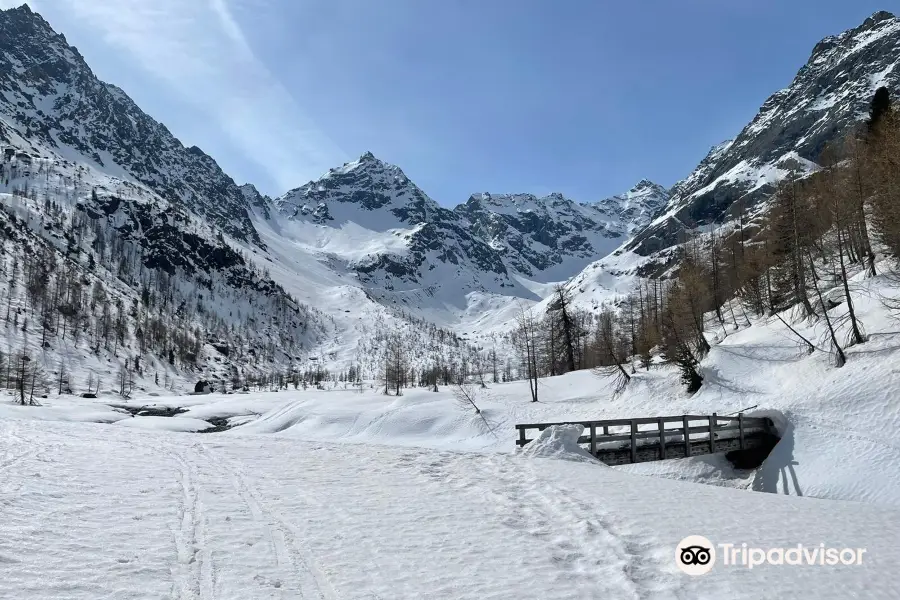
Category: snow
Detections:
[
  {"x1": 518, "y1": 424, "x2": 601, "y2": 464},
  {"x1": 113, "y1": 415, "x2": 214, "y2": 432},
  {"x1": 3, "y1": 262, "x2": 900, "y2": 596},
  {"x1": 870, "y1": 63, "x2": 897, "y2": 90},
  {"x1": 5, "y1": 254, "x2": 900, "y2": 508},
  {"x1": 617, "y1": 454, "x2": 756, "y2": 490},
  {"x1": 2, "y1": 418, "x2": 898, "y2": 599},
  {"x1": 0, "y1": 399, "x2": 129, "y2": 424}
]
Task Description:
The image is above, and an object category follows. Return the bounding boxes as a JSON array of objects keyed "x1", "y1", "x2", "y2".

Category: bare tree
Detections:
[
  {"x1": 592, "y1": 309, "x2": 631, "y2": 393},
  {"x1": 57, "y1": 358, "x2": 70, "y2": 394},
  {"x1": 382, "y1": 330, "x2": 405, "y2": 396},
  {"x1": 452, "y1": 382, "x2": 483, "y2": 414},
  {"x1": 452, "y1": 382, "x2": 498, "y2": 438},
  {"x1": 515, "y1": 303, "x2": 540, "y2": 403},
  {"x1": 118, "y1": 363, "x2": 135, "y2": 398},
  {"x1": 13, "y1": 353, "x2": 46, "y2": 406},
  {"x1": 806, "y1": 250, "x2": 846, "y2": 368}
]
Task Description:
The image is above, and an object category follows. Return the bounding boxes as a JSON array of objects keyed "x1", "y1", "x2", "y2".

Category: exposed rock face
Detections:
[
  {"x1": 627, "y1": 10, "x2": 900, "y2": 256},
  {"x1": 454, "y1": 181, "x2": 666, "y2": 277},
  {"x1": 275, "y1": 152, "x2": 665, "y2": 288},
  {"x1": 275, "y1": 153, "x2": 510, "y2": 286},
  {"x1": 239, "y1": 183, "x2": 274, "y2": 221},
  {"x1": 0, "y1": 4, "x2": 262, "y2": 246}
]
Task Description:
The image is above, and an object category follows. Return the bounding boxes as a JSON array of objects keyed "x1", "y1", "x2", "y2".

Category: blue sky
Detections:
[{"x1": 2, "y1": 1, "x2": 893, "y2": 205}]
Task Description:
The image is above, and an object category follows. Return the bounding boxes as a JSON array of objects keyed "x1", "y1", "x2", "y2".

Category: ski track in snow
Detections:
[
  {"x1": 2, "y1": 418, "x2": 900, "y2": 599},
  {"x1": 405, "y1": 451, "x2": 686, "y2": 599},
  {"x1": 0, "y1": 419, "x2": 693, "y2": 599},
  {"x1": 168, "y1": 446, "x2": 214, "y2": 600},
  {"x1": 162, "y1": 440, "x2": 339, "y2": 600},
  {"x1": 0, "y1": 420, "x2": 27, "y2": 473},
  {"x1": 203, "y1": 444, "x2": 338, "y2": 600}
]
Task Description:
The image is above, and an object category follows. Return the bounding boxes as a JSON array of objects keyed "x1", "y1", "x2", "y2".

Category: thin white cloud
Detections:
[
  {"x1": 208, "y1": 0, "x2": 253, "y2": 53},
  {"x1": 6, "y1": 0, "x2": 344, "y2": 192}
]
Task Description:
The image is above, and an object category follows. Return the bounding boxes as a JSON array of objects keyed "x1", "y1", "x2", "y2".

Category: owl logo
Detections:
[{"x1": 676, "y1": 535, "x2": 716, "y2": 575}]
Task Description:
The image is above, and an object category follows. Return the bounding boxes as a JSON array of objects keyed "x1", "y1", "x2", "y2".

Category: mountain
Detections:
[
  {"x1": 0, "y1": 4, "x2": 658, "y2": 384},
  {"x1": 453, "y1": 181, "x2": 666, "y2": 279},
  {"x1": 239, "y1": 183, "x2": 274, "y2": 221},
  {"x1": 272, "y1": 153, "x2": 517, "y2": 308},
  {"x1": 0, "y1": 4, "x2": 337, "y2": 391},
  {"x1": 272, "y1": 152, "x2": 666, "y2": 302},
  {"x1": 0, "y1": 4, "x2": 262, "y2": 246},
  {"x1": 4, "y1": 2, "x2": 895, "y2": 383},
  {"x1": 627, "y1": 10, "x2": 900, "y2": 256},
  {"x1": 589, "y1": 179, "x2": 669, "y2": 229}
]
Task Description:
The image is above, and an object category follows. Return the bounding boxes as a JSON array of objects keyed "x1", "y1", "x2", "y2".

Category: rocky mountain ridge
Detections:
[
  {"x1": 627, "y1": 10, "x2": 900, "y2": 256},
  {"x1": 0, "y1": 4, "x2": 263, "y2": 246}
]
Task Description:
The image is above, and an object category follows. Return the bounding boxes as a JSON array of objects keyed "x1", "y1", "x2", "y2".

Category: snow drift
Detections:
[{"x1": 518, "y1": 424, "x2": 602, "y2": 464}]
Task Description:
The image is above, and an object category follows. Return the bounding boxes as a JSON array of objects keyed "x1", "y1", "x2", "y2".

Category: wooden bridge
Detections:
[{"x1": 515, "y1": 413, "x2": 778, "y2": 466}]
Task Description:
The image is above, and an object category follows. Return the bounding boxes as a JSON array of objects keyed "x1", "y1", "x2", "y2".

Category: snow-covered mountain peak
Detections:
[
  {"x1": 463, "y1": 191, "x2": 578, "y2": 214},
  {"x1": 453, "y1": 186, "x2": 663, "y2": 279},
  {"x1": 328, "y1": 151, "x2": 399, "y2": 177},
  {"x1": 589, "y1": 179, "x2": 669, "y2": 226},
  {"x1": 866, "y1": 10, "x2": 896, "y2": 25},
  {"x1": 624, "y1": 10, "x2": 900, "y2": 257},
  {"x1": 274, "y1": 151, "x2": 439, "y2": 229},
  {"x1": 631, "y1": 179, "x2": 660, "y2": 192},
  {"x1": 239, "y1": 183, "x2": 273, "y2": 220}
]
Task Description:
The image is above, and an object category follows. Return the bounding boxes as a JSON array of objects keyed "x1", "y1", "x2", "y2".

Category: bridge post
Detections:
[
  {"x1": 590, "y1": 424, "x2": 597, "y2": 456},
  {"x1": 630, "y1": 420, "x2": 637, "y2": 463},
  {"x1": 683, "y1": 415, "x2": 690, "y2": 457},
  {"x1": 709, "y1": 413, "x2": 717, "y2": 454},
  {"x1": 738, "y1": 413, "x2": 745, "y2": 450},
  {"x1": 658, "y1": 417, "x2": 666, "y2": 460}
]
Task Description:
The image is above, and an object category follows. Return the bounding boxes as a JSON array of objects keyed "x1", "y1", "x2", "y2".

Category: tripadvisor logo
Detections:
[
  {"x1": 676, "y1": 535, "x2": 867, "y2": 575},
  {"x1": 676, "y1": 535, "x2": 716, "y2": 575}
]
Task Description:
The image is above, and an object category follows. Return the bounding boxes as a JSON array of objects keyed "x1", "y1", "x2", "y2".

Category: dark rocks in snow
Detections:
[{"x1": 194, "y1": 381, "x2": 212, "y2": 394}]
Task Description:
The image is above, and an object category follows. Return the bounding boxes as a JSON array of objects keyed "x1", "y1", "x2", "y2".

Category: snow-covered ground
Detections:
[
  {"x1": 4, "y1": 263, "x2": 900, "y2": 597},
  {"x1": 2, "y1": 418, "x2": 898, "y2": 599}
]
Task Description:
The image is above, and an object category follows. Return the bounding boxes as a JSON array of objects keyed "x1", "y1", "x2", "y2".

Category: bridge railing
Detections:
[{"x1": 515, "y1": 413, "x2": 775, "y2": 463}]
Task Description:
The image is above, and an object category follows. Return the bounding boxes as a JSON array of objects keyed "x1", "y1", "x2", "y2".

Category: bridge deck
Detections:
[{"x1": 515, "y1": 413, "x2": 777, "y2": 466}]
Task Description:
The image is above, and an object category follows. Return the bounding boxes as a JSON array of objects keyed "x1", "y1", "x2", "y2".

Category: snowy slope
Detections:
[
  {"x1": 627, "y1": 10, "x2": 900, "y2": 256},
  {"x1": 0, "y1": 121, "x2": 331, "y2": 393},
  {"x1": 10, "y1": 259, "x2": 900, "y2": 507},
  {"x1": 0, "y1": 4, "x2": 262, "y2": 245}
]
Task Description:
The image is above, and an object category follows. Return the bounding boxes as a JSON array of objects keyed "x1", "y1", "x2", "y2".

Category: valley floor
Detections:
[
  {"x1": 5, "y1": 265, "x2": 900, "y2": 597},
  {"x1": 2, "y1": 417, "x2": 898, "y2": 600}
]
